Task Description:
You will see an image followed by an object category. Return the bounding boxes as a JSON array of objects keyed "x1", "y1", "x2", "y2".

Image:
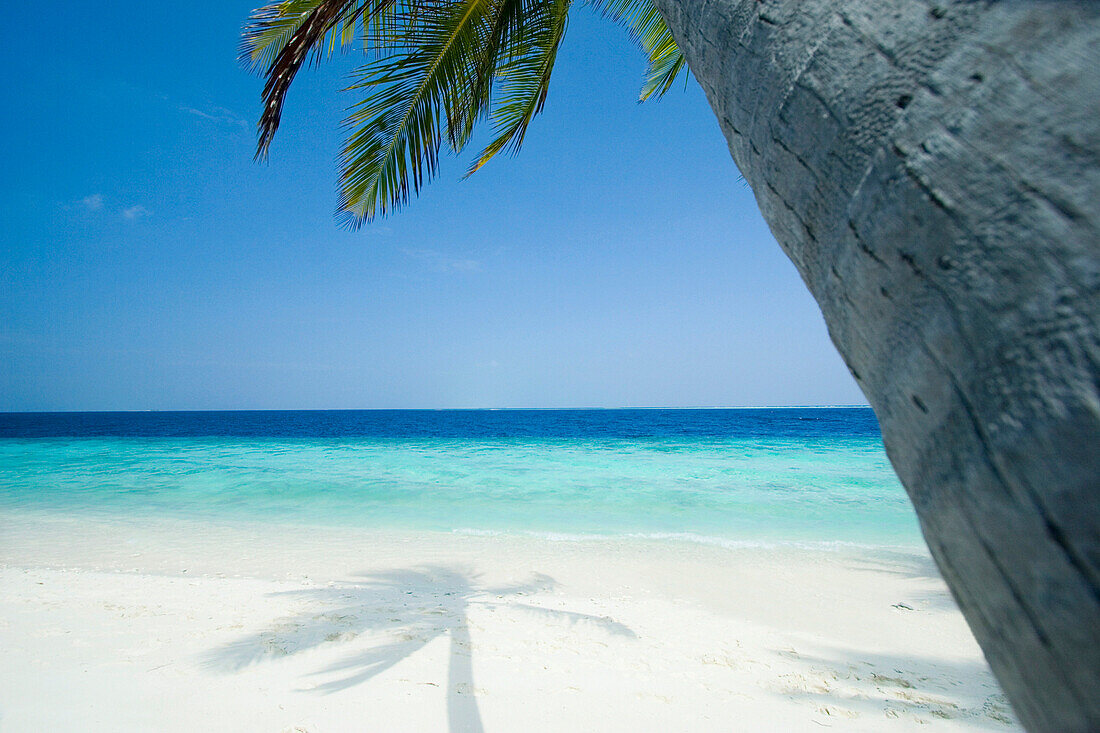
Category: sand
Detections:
[{"x1": 0, "y1": 512, "x2": 1020, "y2": 731}]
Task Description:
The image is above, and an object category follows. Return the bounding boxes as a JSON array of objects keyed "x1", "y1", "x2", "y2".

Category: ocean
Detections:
[{"x1": 0, "y1": 408, "x2": 922, "y2": 548}]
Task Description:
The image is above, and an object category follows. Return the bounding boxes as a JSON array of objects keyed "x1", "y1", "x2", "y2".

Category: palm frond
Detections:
[
  {"x1": 638, "y1": 21, "x2": 684, "y2": 100},
  {"x1": 338, "y1": 0, "x2": 499, "y2": 225},
  {"x1": 242, "y1": 0, "x2": 397, "y2": 160},
  {"x1": 241, "y1": 0, "x2": 345, "y2": 72},
  {"x1": 242, "y1": 0, "x2": 686, "y2": 224},
  {"x1": 446, "y1": 0, "x2": 533, "y2": 153},
  {"x1": 466, "y1": 0, "x2": 570, "y2": 176},
  {"x1": 586, "y1": 0, "x2": 685, "y2": 100}
]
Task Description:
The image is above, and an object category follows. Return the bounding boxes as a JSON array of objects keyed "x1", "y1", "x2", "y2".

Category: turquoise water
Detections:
[{"x1": 0, "y1": 409, "x2": 922, "y2": 547}]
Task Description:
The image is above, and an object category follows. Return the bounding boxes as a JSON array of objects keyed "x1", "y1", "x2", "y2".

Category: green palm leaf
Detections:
[
  {"x1": 242, "y1": 0, "x2": 686, "y2": 224},
  {"x1": 242, "y1": 0, "x2": 404, "y2": 159},
  {"x1": 466, "y1": 0, "x2": 570, "y2": 176},
  {"x1": 240, "y1": 0, "x2": 355, "y2": 72},
  {"x1": 338, "y1": 0, "x2": 499, "y2": 225},
  {"x1": 586, "y1": 0, "x2": 686, "y2": 100},
  {"x1": 445, "y1": 0, "x2": 536, "y2": 153}
]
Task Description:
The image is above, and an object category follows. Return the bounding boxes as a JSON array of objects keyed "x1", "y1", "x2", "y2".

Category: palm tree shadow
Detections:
[{"x1": 204, "y1": 564, "x2": 634, "y2": 733}]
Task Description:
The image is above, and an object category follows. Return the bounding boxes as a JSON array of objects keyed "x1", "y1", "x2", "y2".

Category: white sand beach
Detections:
[{"x1": 0, "y1": 513, "x2": 1019, "y2": 732}]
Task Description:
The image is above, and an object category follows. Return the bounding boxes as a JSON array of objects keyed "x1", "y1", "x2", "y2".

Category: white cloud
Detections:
[
  {"x1": 122, "y1": 205, "x2": 152, "y2": 220},
  {"x1": 79, "y1": 194, "x2": 104, "y2": 211},
  {"x1": 181, "y1": 104, "x2": 249, "y2": 131},
  {"x1": 401, "y1": 247, "x2": 481, "y2": 273}
]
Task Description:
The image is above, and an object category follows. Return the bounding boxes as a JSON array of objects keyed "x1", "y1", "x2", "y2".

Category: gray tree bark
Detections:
[{"x1": 648, "y1": 0, "x2": 1100, "y2": 730}]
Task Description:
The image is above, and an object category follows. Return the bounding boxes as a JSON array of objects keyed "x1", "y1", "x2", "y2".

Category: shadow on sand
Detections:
[
  {"x1": 765, "y1": 645, "x2": 1018, "y2": 729},
  {"x1": 843, "y1": 549, "x2": 963, "y2": 612},
  {"x1": 204, "y1": 564, "x2": 635, "y2": 732}
]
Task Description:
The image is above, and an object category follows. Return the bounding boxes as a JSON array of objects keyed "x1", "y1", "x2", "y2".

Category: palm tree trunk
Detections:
[{"x1": 649, "y1": 0, "x2": 1100, "y2": 730}]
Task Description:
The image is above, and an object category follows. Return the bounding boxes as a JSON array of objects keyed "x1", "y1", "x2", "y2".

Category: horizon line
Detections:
[{"x1": 0, "y1": 404, "x2": 872, "y2": 414}]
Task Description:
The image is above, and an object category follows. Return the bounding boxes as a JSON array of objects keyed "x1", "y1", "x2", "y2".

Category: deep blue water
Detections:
[
  {"x1": 0, "y1": 408, "x2": 921, "y2": 547},
  {"x1": 0, "y1": 408, "x2": 882, "y2": 440}
]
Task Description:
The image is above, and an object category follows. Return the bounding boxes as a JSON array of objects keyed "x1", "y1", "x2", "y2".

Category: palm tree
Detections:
[{"x1": 239, "y1": 2, "x2": 1100, "y2": 730}]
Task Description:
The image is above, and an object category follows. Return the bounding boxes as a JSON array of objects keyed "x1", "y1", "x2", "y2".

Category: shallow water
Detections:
[{"x1": 0, "y1": 408, "x2": 921, "y2": 548}]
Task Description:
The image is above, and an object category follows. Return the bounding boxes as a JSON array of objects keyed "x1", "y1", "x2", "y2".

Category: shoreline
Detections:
[
  {"x1": 0, "y1": 512, "x2": 1019, "y2": 731},
  {"x1": 0, "y1": 505, "x2": 928, "y2": 558}
]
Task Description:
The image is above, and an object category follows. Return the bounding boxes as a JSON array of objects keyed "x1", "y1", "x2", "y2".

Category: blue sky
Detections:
[{"x1": 0, "y1": 2, "x2": 864, "y2": 410}]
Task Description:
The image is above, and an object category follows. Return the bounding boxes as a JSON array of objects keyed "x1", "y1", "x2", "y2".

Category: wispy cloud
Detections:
[
  {"x1": 122, "y1": 205, "x2": 152, "y2": 220},
  {"x1": 180, "y1": 104, "x2": 250, "y2": 131},
  {"x1": 78, "y1": 194, "x2": 104, "y2": 211},
  {"x1": 401, "y1": 247, "x2": 482, "y2": 273}
]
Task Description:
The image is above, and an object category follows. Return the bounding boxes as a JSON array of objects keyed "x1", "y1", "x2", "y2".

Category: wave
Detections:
[{"x1": 449, "y1": 527, "x2": 922, "y2": 552}]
